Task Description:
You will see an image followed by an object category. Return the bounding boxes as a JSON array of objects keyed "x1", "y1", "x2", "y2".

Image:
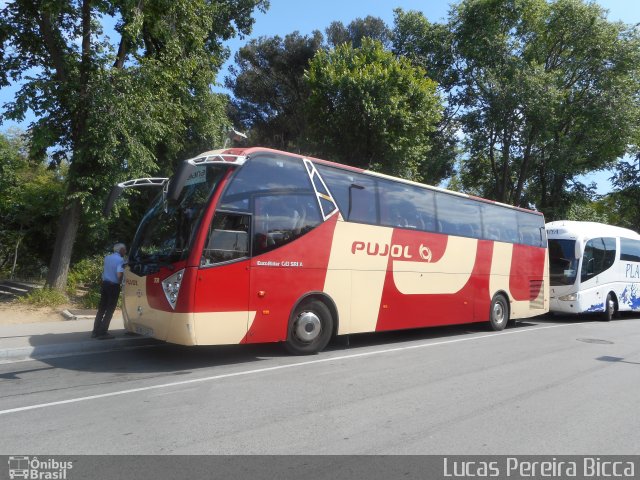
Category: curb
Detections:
[
  {"x1": 0, "y1": 335, "x2": 160, "y2": 364},
  {"x1": 61, "y1": 309, "x2": 96, "y2": 321}
]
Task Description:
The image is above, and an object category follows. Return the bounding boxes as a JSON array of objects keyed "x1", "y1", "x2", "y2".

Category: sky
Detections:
[{"x1": 0, "y1": 0, "x2": 638, "y2": 192}]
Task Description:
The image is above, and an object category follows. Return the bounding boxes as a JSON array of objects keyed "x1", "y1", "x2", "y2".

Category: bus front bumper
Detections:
[{"x1": 550, "y1": 296, "x2": 604, "y2": 315}]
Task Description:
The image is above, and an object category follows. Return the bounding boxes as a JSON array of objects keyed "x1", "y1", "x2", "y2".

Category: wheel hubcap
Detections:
[
  {"x1": 294, "y1": 311, "x2": 321, "y2": 343},
  {"x1": 493, "y1": 302, "x2": 504, "y2": 324}
]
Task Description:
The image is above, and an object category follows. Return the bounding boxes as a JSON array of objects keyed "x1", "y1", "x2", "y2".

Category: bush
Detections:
[
  {"x1": 17, "y1": 288, "x2": 68, "y2": 307},
  {"x1": 81, "y1": 288, "x2": 103, "y2": 309},
  {"x1": 67, "y1": 254, "x2": 104, "y2": 309},
  {"x1": 67, "y1": 255, "x2": 103, "y2": 292}
]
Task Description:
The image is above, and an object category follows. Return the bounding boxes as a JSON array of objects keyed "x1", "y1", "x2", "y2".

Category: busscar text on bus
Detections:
[{"x1": 104, "y1": 147, "x2": 549, "y2": 354}]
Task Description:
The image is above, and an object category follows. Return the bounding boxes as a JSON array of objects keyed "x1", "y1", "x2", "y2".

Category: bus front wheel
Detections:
[
  {"x1": 489, "y1": 294, "x2": 510, "y2": 331},
  {"x1": 285, "y1": 299, "x2": 333, "y2": 355},
  {"x1": 602, "y1": 293, "x2": 616, "y2": 322}
]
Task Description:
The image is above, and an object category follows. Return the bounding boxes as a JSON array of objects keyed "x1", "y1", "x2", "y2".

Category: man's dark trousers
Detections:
[{"x1": 93, "y1": 281, "x2": 121, "y2": 336}]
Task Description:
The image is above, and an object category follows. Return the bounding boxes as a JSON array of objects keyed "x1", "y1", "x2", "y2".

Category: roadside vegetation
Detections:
[{"x1": 0, "y1": 0, "x2": 638, "y2": 293}]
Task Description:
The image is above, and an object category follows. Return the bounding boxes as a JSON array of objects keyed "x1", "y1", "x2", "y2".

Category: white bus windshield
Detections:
[{"x1": 548, "y1": 239, "x2": 579, "y2": 286}]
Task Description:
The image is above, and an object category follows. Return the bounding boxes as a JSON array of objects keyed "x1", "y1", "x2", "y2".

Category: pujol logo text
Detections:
[{"x1": 351, "y1": 241, "x2": 432, "y2": 262}]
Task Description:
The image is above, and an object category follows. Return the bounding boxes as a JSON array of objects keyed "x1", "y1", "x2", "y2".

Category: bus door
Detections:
[
  {"x1": 194, "y1": 210, "x2": 251, "y2": 345},
  {"x1": 248, "y1": 193, "x2": 323, "y2": 343},
  {"x1": 579, "y1": 237, "x2": 616, "y2": 306}
]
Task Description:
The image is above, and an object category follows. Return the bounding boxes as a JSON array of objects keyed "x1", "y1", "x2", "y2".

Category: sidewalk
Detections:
[{"x1": 0, "y1": 313, "x2": 160, "y2": 364}]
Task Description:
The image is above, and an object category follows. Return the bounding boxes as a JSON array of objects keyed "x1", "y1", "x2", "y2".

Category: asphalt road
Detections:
[{"x1": 1, "y1": 315, "x2": 639, "y2": 455}]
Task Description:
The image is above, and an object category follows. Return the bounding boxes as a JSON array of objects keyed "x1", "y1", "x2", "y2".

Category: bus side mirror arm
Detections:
[
  {"x1": 575, "y1": 241, "x2": 583, "y2": 259},
  {"x1": 102, "y1": 177, "x2": 169, "y2": 217}
]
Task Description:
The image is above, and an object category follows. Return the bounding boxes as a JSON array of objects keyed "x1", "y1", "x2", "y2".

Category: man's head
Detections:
[{"x1": 113, "y1": 243, "x2": 127, "y2": 256}]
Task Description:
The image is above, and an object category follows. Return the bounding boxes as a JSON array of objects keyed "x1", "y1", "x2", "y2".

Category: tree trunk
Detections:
[
  {"x1": 45, "y1": 198, "x2": 82, "y2": 290},
  {"x1": 48, "y1": 6, "x2": 89, "y2": 291},
  {"x1": 513, "y1": 127, "x2": 537, "y2": 207},
  {"x1": 10, "y1": 235, "x2": 23, "y2": 280}
]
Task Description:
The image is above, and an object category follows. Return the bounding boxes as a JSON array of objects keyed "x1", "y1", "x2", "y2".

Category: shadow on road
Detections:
[{"x1": 3, "y1": 315, "x2": 576, "y2": 378}]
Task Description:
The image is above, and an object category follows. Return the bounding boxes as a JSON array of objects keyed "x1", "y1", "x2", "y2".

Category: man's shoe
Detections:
[
  {"x1": 98, "y1": 333, "x2": 115, "y2": 340},
  {"x1": 91, "y1": 332, "x2": 98, "y2": 338}
]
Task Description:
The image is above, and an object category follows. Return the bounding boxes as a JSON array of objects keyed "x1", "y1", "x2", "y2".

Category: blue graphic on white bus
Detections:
[
  {"x1": 585, "y1": 302, "x2": 604, "y2": 313},
  {"x1": 620, "y1": 284, "x2": 640, "y2": 310}
]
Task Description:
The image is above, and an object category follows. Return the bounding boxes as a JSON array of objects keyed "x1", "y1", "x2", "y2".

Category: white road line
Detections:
[{"x1": 0, "y1": 322, "x2": 588, "y2": 416}]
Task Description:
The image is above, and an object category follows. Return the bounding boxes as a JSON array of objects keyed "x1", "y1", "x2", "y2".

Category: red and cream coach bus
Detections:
[{"x1": 106, "y1": 147, "x2": 549, "y2": 354}]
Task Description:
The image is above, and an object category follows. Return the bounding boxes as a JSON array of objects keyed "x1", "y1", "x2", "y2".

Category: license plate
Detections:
[{"x1": 134, "y1": 324, "x2": 154, "y2": 337}]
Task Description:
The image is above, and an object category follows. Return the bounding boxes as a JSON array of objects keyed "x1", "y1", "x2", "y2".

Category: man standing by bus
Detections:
[{"x1": 92, "y1": 243, "x2": 126, "y2": 339}]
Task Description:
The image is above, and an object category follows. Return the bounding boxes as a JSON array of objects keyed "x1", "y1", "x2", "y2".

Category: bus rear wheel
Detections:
[
  {"x1": 489, "y1": 294, "x2": 509, "y2": 331},
  {"x1": 285, "y1": 299, "x2": 333, "y2": 355}
]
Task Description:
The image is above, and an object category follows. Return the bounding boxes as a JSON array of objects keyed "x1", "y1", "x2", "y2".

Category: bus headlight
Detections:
[
  {"x1": 162, "y1": 269, "x2": 185, "y2": 309},
  {"x1": 558, "y1": 293, "x2": 577, "y2": 301}
]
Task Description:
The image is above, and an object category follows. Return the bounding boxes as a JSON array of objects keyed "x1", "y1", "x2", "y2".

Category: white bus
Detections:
[{"x1": 546, "y1": 220, "x2": 640, "y2": 320}]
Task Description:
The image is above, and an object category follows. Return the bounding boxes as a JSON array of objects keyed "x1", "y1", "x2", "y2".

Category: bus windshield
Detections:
[
  {"x1": 548, "y1": 239, "x2": 579, "y2": 286},
  {"x1": 129, "y1": 165, "x2": 228, "y2": 267}
]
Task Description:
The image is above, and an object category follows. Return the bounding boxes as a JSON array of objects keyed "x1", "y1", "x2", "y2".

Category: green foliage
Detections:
[
  {"x1": 393, "y1": 0, "x2": 640, "y2": 221},
  {"x1": 443, "y1": 0, "x2": 640, "y2": 215},
  {"x1": 0, "y1": 132, "x2": 66, "y2": 277},
  {"x1": 306, "y1": 38, "x2": 444, "y2": 183},
  {"x1": 607, "y1": 156, "x2": 640, "y2": 231},
  {"x1": 80, "y1": 289, "x2": 103, "y2": 310},
  {"x1": 17, "y1": 288, "x2": 68, "y2": 308},
  {"x1": 226, "y1": 16, "x2": 458, "y2": 182},
  {"x1": 392, "y1": 9, "x2": 459, "y2": 92},
  {"x1": 565, "y1": 202, "x2": 610, "y2": 224},
  {"x1": 67, "y1": 255, "x2": 104, "y2": 293},
  {"x1": 226, "y1": 31, "x2": 324, "y2": 151},
  {"x1": 0, "y1": 0, "x2": 269, "y2": 289},
  {"x1": 326, "y1": 16, "x2": 392, "y2": 49},
  {"x1": 67, "y1": 254, "x2": 123, "y2": 309}
]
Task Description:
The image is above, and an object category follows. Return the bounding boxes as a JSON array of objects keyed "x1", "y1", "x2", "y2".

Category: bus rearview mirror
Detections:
[
  {"x1": 167, "y1": 161, "x2": 196, "y2": 201},
  {"x1": 574, "y1": 241, "x2": 583, "y2": 259}
]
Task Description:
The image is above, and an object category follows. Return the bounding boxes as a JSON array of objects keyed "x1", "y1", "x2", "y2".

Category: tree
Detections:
[
  {"x1": 392, "y1": 9, "x2": 460, "y2": 185},
  {"x1": 305, "y1": 38, "x2": 445, "y2": 183},
  {"x1": 325, "y1": 15, "x2": 391, "y2": 49},
  {"x1": 226, "y1": 31, "x2": 324, "y2": 151},
  {"x1": 0, "y1": 0, "x2": 268, "y2": 290},
  {"x1": 227, "y1": 16, "x2": 397, "y2": 153},
  {"x1": 448, "y1": 0, "x2": 640, "y2": 216},
  {"x1": 0, "y1": 132, "x2": 65, "y2": 278},
  {"x1": 565, "y1": 201, "x2": 610, "y2": 224},
  {"x1": 608, "y1": 155, "x2": 640, "y2": 231}
]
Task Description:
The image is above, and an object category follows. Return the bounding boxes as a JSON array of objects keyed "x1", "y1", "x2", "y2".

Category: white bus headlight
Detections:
[
  {"x1": 162, "y1": 269, "x2": 185, "y2": 309},
  {"x1": 558, "y1": 293, "x2": 577, "y2": 301}
]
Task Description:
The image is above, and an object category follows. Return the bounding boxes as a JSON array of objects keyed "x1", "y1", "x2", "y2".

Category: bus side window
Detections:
[
  {"x1": 435, "y1": 193, "x2": 481, "y2": 238},
  {"x1": 580, "y1": 237, "x2": 616, "y2": 281},
  {"x1": 253, "y1": 194, "x2": 322, "y2": 256},
  {"x1": 621, "y1": 238, "x2": 640, "y2": 262},
  {"x1": 482, "y1": 204, "x2": 518, "y2": 243},
  {"x1": 517, "y1": 212, "x2": 545, "y2": 247},
  {"x1": 602, "y1": 237, "x2": 616, "y2": 270},
  {"x1": 202, "y1": 212, "x2": 250, "y2": 266}
]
